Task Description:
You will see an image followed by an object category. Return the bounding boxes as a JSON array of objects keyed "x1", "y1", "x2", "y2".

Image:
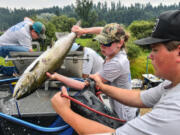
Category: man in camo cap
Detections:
[
  {"x1": 48, "y1": 23, "x2": 138, "y2": 134},
  {"x1": 73, "y1": 23, "x2": 138, "y2": 120}
]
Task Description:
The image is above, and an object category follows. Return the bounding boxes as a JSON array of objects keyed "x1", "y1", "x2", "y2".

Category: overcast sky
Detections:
[{"x1": 0, "y1": 0, "x2": 180, "y2": 9}]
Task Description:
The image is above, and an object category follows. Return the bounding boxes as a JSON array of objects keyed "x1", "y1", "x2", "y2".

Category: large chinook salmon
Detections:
[{"x1": 13, "y1": 21, "x2": 81, "y2": 100}]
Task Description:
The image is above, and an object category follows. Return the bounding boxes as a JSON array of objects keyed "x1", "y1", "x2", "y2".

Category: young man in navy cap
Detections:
[
  {"x1": 0, "y1": 17, "x2": 46, "y2": 76},
  {"x1": 50, "y1": 9, "x2": 180, "y2": 135}
]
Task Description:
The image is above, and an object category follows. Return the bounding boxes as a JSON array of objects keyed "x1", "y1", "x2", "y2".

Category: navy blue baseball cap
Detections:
[{"x1": 135, "y1": 10, "x2": 180, "y2": 45}]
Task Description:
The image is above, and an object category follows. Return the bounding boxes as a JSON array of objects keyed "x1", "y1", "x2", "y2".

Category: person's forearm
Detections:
[
  {"x1": 58, "y1": 108, "x2": 115, "y2": 135},
  {"x1": 55, "y1": 74, "x2": 85, "y2": 90},
  {"x1": 101, "y1": 84, "x2": 146, "y2": 108},
  {"x1": 83, "y1": 27, "x2": 103, "y2": 35}
]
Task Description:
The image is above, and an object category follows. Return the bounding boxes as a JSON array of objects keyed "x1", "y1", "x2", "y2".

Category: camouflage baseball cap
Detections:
[{"x1": 93, "y1": 23, "x2": 126, "y2": 44}]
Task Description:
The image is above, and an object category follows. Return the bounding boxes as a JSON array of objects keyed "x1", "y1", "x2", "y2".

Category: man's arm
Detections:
[
  {"x1": 82, "y1": 27, "x2": 103, "y2": 34},
  {"x1": 90, "y1": 74, "x2": 146, "y2": 108},
  {"x1": 72, "y1": 25, "x2": 103, "y2": 37},
  {"x1": 59, "y1": 108, "x2": 115, "y2": 135},
  {"x1": 51, "y1": 87, "x2": 115, "y2": 135},
  {"x1": 101, "y1": 83, "x2": 144, "y2": 108},
  {"x1": 46, "y1": 72, "x2": 86, "y2": 90}
]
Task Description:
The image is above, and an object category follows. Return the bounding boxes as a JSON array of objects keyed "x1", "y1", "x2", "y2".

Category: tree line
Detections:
[{"x1": 0, "y1": 1, "x2": 180, "y2": 31}]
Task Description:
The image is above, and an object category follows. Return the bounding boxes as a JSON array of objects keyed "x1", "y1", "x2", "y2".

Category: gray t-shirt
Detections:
[
  {"x1": 99, "y1": 50, "x2": 138, "y2": 121},
  {"x1": 0, "y1": 20, "x2": 33, "y2": 49},
  {"x1": 83, "y1": 47, "x2": 104, "y2": 74},
  {"x1": 116, "y1": 80, "x2": 180, "y2": 135}
]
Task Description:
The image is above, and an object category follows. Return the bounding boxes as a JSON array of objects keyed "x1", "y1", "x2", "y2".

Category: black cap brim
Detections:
[{"x1": 134, "y1": 37, "x2": 171, "y2": 45}]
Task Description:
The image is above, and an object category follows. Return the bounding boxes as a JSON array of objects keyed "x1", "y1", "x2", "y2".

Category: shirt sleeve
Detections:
[
  {"x1": 115, "y1": 116, "x2": 159, "y2": 135},
  {"x1": 140, "y1": 82, "x2": 164, "y2": 107}
]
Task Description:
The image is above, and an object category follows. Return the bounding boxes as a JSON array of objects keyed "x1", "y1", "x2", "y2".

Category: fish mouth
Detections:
[
  {"x1": 13, "y1": 86, "x2": 34, "y2": 100},
  {"x1": 12, "y1": 88, "x2": 21, "y2": 99}
]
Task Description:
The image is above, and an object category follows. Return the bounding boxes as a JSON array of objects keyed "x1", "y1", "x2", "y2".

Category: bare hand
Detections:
[
  {"x1": 71, "y1": 25, "x2": 84, "y2": 37},
  {"x1": 46, "y1": 72, "x2": 58, "y2": 80},
  {"x1": 89, "y1": 74, "x2": 103, "y2": 89},
  {"x1": 29, "y1": 48, "x2": 33, "y2": 52},
  {"x1": 51, "y1": 86, "x2": 71, "y2": 114}
]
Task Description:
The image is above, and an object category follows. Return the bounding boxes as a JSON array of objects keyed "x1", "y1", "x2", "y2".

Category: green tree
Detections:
[
  {"x1": 51, "y1": 15, "x2": 76, "y2": 32},
  {"x1": 128, "y1": 20, "x2": 155, "y2": 39},
  {"x1": 75, "y1": 0, "x2": 97, "y2": 27},
  {"x1": 33, "y1": 15, "x2": 76, "y2": 49},
  {"x1": 44, "y1": 22, "x2": 56, "y2": 48},
  {"x1": 36, "y1": 13, "x2": 56, "y2": 22}
]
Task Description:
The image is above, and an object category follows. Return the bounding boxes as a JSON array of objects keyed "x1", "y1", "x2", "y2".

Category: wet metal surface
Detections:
[{"x1": 0, "y1": 87, "x2": 58, "y2": 116}]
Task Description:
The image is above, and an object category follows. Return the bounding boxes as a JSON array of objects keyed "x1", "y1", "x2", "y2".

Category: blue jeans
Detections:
[
  {"x1": 0, "y1": 66, "x2": 17, "y2": 76},
  {"x1": 0, "y1": 45, "x2": 29, "y2": 58},
  {"x1": 0, "y1": 45, "x2": 29, "y2": 76}
]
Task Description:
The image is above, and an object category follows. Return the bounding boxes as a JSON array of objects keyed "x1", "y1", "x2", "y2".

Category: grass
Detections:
[
  {"x1": 130, "y1": 53, "x2": 154, "y2": 79},
  {"x1": 75, "y1": 38, "x2": 93, "y2": 46},
  {"x1": 0, "y1": 57, "x2": 14, "y2": 66}
]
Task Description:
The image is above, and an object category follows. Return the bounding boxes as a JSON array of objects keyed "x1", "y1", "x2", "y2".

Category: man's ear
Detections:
[
  {"x1": 178, "y1": 45, "x2": 180, "y2": 56},
  {"x1": 176, "y1": 45, "x2": 180, "y2": 63},
  {"x1": 120, "y1": 39, "x2": 124, "y2": 45},
  {"x1": 118, "y1": 40, "x2": 124, "y2": 48}
]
